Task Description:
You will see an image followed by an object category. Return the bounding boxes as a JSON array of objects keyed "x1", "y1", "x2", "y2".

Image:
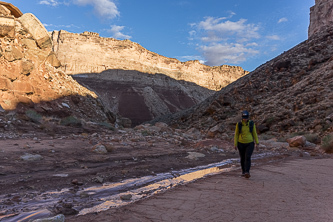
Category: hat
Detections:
[{"x1": 242, "y1": 110, "x2": 249, "y2": 119}]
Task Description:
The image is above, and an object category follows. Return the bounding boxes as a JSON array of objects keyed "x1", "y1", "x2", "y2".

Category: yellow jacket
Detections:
[{"x1": 234, "y1": 120, "x2": 259, "y2": 146}]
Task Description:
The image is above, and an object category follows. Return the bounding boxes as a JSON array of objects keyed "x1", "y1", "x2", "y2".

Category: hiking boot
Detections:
[{"x1": 244, "y1": 173, "x2": 251, "y2": 178}]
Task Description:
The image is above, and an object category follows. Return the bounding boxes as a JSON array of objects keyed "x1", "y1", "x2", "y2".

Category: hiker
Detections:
[{"x1": 234, "y1": 110, "x2": 259, "y2": 178}]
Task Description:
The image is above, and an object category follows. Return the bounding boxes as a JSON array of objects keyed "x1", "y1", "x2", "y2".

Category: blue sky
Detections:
[{"x1": 9, "y1": 0, "x2": 314, "y2": 71}]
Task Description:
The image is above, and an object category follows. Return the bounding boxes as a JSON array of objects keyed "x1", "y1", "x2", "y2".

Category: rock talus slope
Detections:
[{"x1": 158, "y1": 0, "x2": 333, "y2": 138}]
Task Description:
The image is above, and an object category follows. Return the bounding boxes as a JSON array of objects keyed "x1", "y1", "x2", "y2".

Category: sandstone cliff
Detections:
[
  {"x1": 154, "y1": 1, "x2": 333, "y2": 138},
  {"x1": 51, "y1": 30, "x2": 248, "y2": 91},
  {"x1": 0, "y1": 3, "x2": 122, "y2": 133},
  {"x1": 308, "y1": 0, "x2": 333, "y2": 38}
]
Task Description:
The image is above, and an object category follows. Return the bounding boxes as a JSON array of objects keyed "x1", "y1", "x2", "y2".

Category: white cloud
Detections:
[
  {"x1": 200, "y1": 43, "x2": 259, "y2": 66},
  {"x1": 73, "y1": 0, "x2": 119, "y2": 19},
  {"x1": 278, "y1": 17, "x2": 288, "y2": 23},
  {"x1": 43, "y1": 23, "x2": 81, "y2": 31},
  {"x1": 109, "y1": 25, "x2": 132, "y2": 39},
  {"x1": 266, "y1": 35, "x2": 281, "y2": 40},
  {"x1": 189, "y1": 16, "x2": 260, "y2": 66},
  {"x1": 197, "y1": 17, "x2": 260, "y2": 40},
  {"x1": 39, "y1": 0, "x2": 59, "y2": 6}
]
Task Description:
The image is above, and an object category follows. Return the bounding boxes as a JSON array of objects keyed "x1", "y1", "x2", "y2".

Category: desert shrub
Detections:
[
  {"x1": 98, "y1": 122, "x2": 115, "y2": 131},
  {"x1": 259, "y1": 134, "x2": 275, "y2": 141},
  {"x1": 322, "y1": 123, "x2": 331, "y2": 132},
  {"x1": 290, "y1": 131, "x2": 306, "y2": 137},
  {"x1": 60, "y1": 116, "x2": 82, "y2": 127},
  {"x1": 277, "y1": 136, "x2": 288, "y2": 142},
  {"x1": 141, "y1": 130, "x2": 151, "y2": 136},
  {"x1": 321, "y1": 134, "x2": 333, "y2": 153},
  {"x1": 304, "y1": 134, "x2": 320, "y2": 144},
  {"x1": 40, "y1": 122, "x2": 56, "y2": 136},
  {"x1": 25, "y1": 110, "x2": 42, "y2": 123}
]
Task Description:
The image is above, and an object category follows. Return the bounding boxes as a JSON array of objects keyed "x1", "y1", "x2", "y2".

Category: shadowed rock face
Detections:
[
  {"x1": 51, "y1": 30, "x2": 248, "y2": 91},
  {"x1": 155, "y1": 25, "x2": 333, "y2": 138},
  {"x1": 0, "y1": 3, "x2": 122, "y2": 131},
  {"x1": 73, "y1": 70, "x2": 214, "y2": 126}
]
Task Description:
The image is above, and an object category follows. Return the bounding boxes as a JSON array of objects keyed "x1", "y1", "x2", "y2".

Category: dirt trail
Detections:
[{"x1": 68, "y1": 157, "x2": 333, "y2": 222}]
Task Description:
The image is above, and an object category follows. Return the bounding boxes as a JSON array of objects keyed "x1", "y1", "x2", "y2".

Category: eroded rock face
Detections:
[
  {"x1": 73, "y1": 70, "x2": 214, "y2": 126},
  {"x1": 308, "y1": 0, "x2": 333, "y2": 38},
  {"x1": 51, "y1": 30, "x2": 248, "y2": 91},
  {"x1": 0, "y1": 3, "x2": 119, "y2": 128}
]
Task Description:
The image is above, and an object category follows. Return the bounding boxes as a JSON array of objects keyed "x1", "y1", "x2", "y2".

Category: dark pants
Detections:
[{"x1": 237, "y1": 142, "x2": 255, "y2": 174}]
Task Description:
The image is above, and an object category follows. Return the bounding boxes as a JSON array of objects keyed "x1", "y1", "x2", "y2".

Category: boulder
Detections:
[
  {"x1": 21, "y1": 38, "x2": 38, "y2": 49},
  {"x1": 0, "y1": 16, "x2": 15, "y2": 37},
  {"x1": 4, "y1": 47, "x2": 23, "y2": 62},
  {"x1": 0, "y1": 5, "x2": 11, "y2": 16},
  {"x1": 21, "y1": 60, "x2": 34, "y2": 75},
  {"x1": 46, "y1": 52, "x2": 61, "y2": 68},
  {"x1": 207, "y1": 124, "x2": 222, "y2": 138},
  {"x1": 287, "y1": 136, "x2": 306, "y2": 148},
  {"x1": 18, "y1": 13, "x2": 52, "y2": 49},
  {"x1": 0, "y1": 77, "x2": 11, "y2": 90},
  {"x1": 91, "y1": 144, "x2": 108, "y2": 154}
]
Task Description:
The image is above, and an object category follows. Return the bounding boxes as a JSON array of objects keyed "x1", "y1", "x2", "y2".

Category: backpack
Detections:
[{"x1": 238, "y1": 120, "x2": 254, "y2": 134}]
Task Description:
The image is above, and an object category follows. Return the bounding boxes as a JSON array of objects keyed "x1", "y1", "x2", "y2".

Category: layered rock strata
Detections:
[
  {"x1": 51, "y1": 30, "x2": 248, "y2": 91},
  {"x1": 74, "y1": 70, "x2": 214, "y2": 126}
]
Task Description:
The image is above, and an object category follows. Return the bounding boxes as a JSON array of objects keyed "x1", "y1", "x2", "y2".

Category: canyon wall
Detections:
[
  {"x1": 309, "y1": 0, "x2": 333, "y2": 38},
  {"x1": 0, "y1": 3, "x2": 120, "y2": 127},
  {"x1": 160, "y1": 23, "x2": 333, "y2": 138},
  {"x1": 52, "y1": 30, "x2": 248, "y2": 91}
]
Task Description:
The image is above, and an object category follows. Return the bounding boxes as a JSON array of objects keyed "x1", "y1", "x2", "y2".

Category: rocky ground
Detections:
[
  {"x1": 0, "y1": 122, "x2": 329, "y2": 221},
  {"x1": 69, "y1": 158, "x2": 333, "y2": 222}
]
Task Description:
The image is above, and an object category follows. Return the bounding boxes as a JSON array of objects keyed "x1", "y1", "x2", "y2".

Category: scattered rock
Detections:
[
  {"x1": 20, "y1": 153, "x2": 43, "y2": 161},
  {"x1": 53, "y1": 201, "x2": 78, "y2": 215},
  {"x1": 287, "y1": 136, "x2": 306, "y2": 148},
  {"x1": 186, "y1": 152, "x2": 205, "y2": 160},
  {"x1": 53, "y1": 174, "x2": 68, "y2": 178},
  {"x1": 71, "y1": 179, "x2": 83, "y2": 185},
  {"x1": 91, "y1": 144, "x2": 108, "y2": 154},
  {"x1": 94, "y1": 176, "x2": 104, "y2": 183},
  {"x1": 32, "y1": 214, "x2": 65, "y2": 222},
  {"x1": 120, "y1": 194, "x2": 132, "y2": 201},
  {"x1": 103, "y1": 143, "x2": 115, "y2": 152}
]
